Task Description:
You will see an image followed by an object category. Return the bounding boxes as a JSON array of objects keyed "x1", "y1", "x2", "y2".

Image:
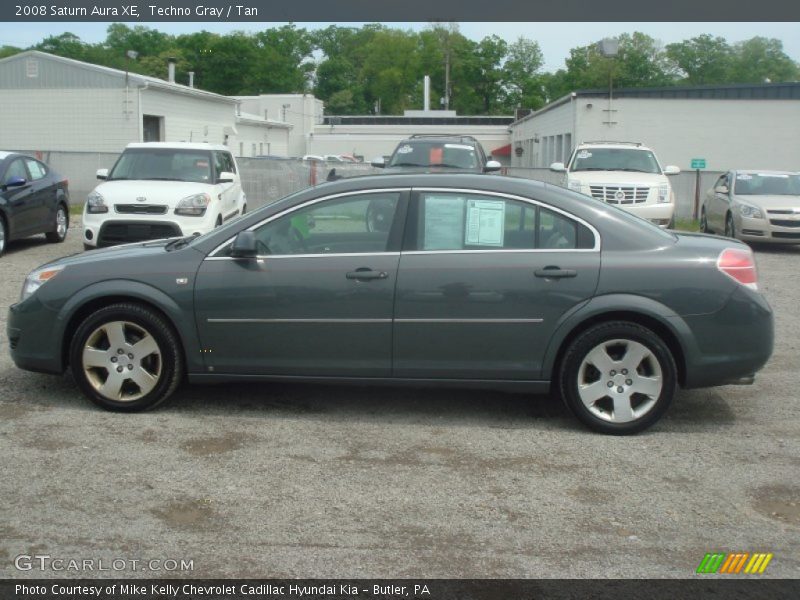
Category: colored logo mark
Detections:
[{"x1": 697, "y1": 552, "x2": 773, "y2": 574}]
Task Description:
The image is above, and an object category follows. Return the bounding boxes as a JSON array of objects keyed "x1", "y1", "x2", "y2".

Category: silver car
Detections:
[{"x1": 701, "y1": 170, "x2": 800, "y2": 244}]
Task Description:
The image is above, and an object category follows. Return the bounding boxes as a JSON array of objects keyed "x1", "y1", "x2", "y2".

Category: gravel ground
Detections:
[{"x1": 0, "y1": 220, "x2": 798, "y2": 579}]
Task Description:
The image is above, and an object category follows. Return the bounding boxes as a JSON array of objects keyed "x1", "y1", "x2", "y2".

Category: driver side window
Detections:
[
  {"x1": 253, "y1": 192, "x2": 401, "y2": 256},
  {"x1": 4, "y1": 159, "x2": 28, "y2": 184}
]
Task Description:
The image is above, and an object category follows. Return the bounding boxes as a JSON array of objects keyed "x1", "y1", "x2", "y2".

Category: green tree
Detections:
[
  {"x1": 503, "y1": 37, "x2": 546, "y2": 110},
  {"x1": 665, "y1": 34, "x2": 732, "y2": 84},
  {"x1": 730, "y1": 37, "x2": 799, "y2": 83}
]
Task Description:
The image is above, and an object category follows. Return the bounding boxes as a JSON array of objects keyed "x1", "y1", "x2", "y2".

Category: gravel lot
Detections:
[{"x1": 1, "y1": 220, "x2": 798, "y2": 579}]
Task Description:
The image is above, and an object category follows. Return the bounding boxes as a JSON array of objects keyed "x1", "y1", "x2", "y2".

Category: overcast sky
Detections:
[{"x1": 2, "y1": 22, "x2": 799, "y2": 71}]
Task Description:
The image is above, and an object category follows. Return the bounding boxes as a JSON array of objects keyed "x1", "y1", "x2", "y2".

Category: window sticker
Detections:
[
  {"x1": 396, "y1": 145, "x2": 413, "y2": 154},
  {"x1": 424, "y1": 196, "x2": 465, "y2": 250},
  {"x1": 757, "y1": 173, "x2": 788, "y2": 178},
  {"x1": 444, "y1": 144, "x2": 474, "y2": 151},
  {"x1": 736, "y1": 174, "x2": 752, "y2": 180},
  {"x1": 466, "y1": 199, "x2": 505, "y2": 247},
  {"x1": 576, "y1": 150, "x2": 592, "y2": 159}
]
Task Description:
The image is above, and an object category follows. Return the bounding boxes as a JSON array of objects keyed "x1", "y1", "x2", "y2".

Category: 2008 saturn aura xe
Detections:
[{"x1": 8, "y1": 173, "x2": 773, "y2": 434}]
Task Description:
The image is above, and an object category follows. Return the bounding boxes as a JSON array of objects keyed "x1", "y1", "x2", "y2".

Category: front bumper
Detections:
[
  {"x1": 7, "y1": 297, "x2": 65, "y2": 375},
  {"x1": 618, "y1": 202, "x2": 675, "y2": 227},
  {"x1": 82, "y1": 211, "x2": 215, "y2": 248},
  {"x1": 736, "y1": 213, "x2": 800, "y2": 244}
]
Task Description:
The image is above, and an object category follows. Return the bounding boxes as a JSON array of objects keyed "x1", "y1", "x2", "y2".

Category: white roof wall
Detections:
[
  {"x1": 510, "y1": 93, "x2": 800, "y2": 171},
  {"x1": 234, "y1": 94, "x2": 324, "y2": 158},
  {"x1": 230, "y1": 119, "x2": 290, "y2": 157}
]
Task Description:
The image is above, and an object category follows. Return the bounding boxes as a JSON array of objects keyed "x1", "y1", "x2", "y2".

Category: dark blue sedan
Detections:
[{"x1": 0, "y1": 151, "x2": 70, "y2": 256}]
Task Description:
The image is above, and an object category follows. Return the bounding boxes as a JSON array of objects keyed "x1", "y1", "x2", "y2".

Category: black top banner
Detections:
[{"x1": 2, "y1": 0, "x2": 799, "y2": 22}]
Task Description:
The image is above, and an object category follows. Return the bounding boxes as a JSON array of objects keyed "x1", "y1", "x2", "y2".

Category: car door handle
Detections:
[
  {"x1": 534, "y1": 267, "x2": 577, "y2": 279},
  {"x1": 346, "y1": 269, "x2": 388, "y2": 281}
]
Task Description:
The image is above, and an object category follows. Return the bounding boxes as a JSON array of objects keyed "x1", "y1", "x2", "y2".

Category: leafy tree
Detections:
[
  {"x1": 503, "y1": 37, "x2": 546, "y2": 110},
  {"x1": 730, "y1": 37, "x2": 799, "y2": 83},
  {"x1": 666, "y1": 34, "x2": 732, "y2": 84},
  {"x1": 0, "y1": 45, "x2": 21, "y2": 59}
]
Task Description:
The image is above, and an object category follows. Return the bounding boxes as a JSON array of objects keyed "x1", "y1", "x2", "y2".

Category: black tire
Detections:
[
  {"x1": 215, "y1": 215, "x2": 223, "y2": 228},
  {"x1": 45, "y1": 203, "x2": 69, "y2": 243},
  {"x1": 667, "y1": 215, "x2": 675, "y2": 230},
  {"x1": 241, "y1": 203, "x2": 247, "y2": 215},
  {"x1": 558, "y1": 321, "x2": 677, "y2": 435},
  {"x1": 0, "y1": 215, "x2": 7, "y2": 257},
  {"x1": 725, "y1": 213, "x2": 736, "y2": 239},
  {"x1": 699, "y1": 207, "x2": 709, "y2": 233},
  {"x1": 69, "y1": 303, "x2": 183, "y2": 412}
]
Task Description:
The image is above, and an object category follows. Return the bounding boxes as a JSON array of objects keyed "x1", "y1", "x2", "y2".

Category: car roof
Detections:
[
  {"x1": 125, "y1": 142, "x2": 229, "y2": 151},
  {"x1": 576, "y1": 141, "x2": 653, "y2": 151},
  {"x1": 400, "y1": 135, "x2": 480, "y2": 145},
  {"x1": 0, "y1": 151, "x2": 17, "y2": 160},
  {"x1": 734, "y1": 169, "x2": 797, "y2": 176}
]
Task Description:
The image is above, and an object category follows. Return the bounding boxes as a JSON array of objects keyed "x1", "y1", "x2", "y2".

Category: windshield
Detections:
[
  {"x1": 389, "y1": 141, "x2": 479, "y2": 169},
  {"x1": 734, "y1": 172, "x2": 800, "y2": 196},
  {"x1": 570, "y1": 148, "x2": 662, "y2": 174},
  {"x1": 108, "y1": 148, "x2": 213, "y2": 183}
]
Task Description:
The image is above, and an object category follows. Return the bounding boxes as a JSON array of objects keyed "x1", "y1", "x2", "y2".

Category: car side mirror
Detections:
[
  {"x1": 96, "y1": 168, "x2": 109, "y2": 180},
  {"x1": 715, "y1": 185, "x2": 729, "y2": 194},
  {"x1": 370, "y1": 156, "x2": 386, "y2": 168},
  {"x1": 550, "y1": 162, "x2": 566, "y2": 172},
  {"x1": 664, "y1": 165, "x2": 681, "y2": 175},
  {"x1": 5, "y1": 176, "x2": 27, "y2": 188},
  {"x1": 217, "y1": 171, "x2": 235, "y2": 184},
  {"x1": 231, "y1": 231, "x2": 258, "y2": 258},
  {"x1": 484, "y1": 160, "x2": 502, "y2": 173}
]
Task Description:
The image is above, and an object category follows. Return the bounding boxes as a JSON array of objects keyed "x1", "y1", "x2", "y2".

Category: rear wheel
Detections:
[
  {"x1": 559, "y1": 321, "x2": 677, "y2": 435},
  {"x1": 725, "y1": 213, "x2": 736, "y2": 239},
  {"x1": 69, "y1": 303, "x2": 183, "y2": 412},
  {"x1": 46, "y1": 204, "x2": 68, "y2": 243}
]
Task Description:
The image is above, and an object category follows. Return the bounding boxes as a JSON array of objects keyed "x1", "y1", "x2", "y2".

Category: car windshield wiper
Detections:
[
  {"x1": 615, "y1": 168, "x2": 656, "y2": 173},
  {"x1": 143, "y1": 177, "x2": 184, "y2": 181},
  {"x1": 428, "y1": 163, "x2": 467, "y2": 169},
  {"x1": 164, "y1": 234, "x2": 199, "y2": 251},
  {"x1": 389, "y1": 162, "x2": 425, "y2": 167}
]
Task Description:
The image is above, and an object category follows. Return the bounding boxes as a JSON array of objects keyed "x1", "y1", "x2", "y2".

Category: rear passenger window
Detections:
[
  {"x1": 24, "y1": 159, "x2": 47, "y2": 181},
  {"x1": 415, "y1": 193, "x2": 594, "y2": 251}
]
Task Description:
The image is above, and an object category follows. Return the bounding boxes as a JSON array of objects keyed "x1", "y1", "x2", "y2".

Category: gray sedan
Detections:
[
  {"x1": 7, "y1": 173, "x2": 773, "y2": 434},
  {"x1": 701, "y1": 170, "x2": 800, "y2": 244}
]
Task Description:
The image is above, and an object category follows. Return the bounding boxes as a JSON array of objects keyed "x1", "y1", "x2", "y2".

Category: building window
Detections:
[
  {"x1": 556, "y1": 135, "x2": 563, "y2": 166},
  {"x1": 564, "y1": 134, "x2": 572, "y2": 163},
  {"x1": 142, "y1": 115, "x2": 163, "y2": 142}
]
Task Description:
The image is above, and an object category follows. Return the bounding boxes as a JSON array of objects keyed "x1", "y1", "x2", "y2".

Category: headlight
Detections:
[
  {"x1": 175, "y1": 193, "x2": 211, "y2": 216},
  {"x1": 657, "y1": 184, "x2": 671, "y2": 204},
  {"x1": 21, "y1": 265, "x2": 64, "y2": 301},
  {"x1": 568, "y1": 180, "x2": 582, "y2": 192},
  {"x1": 86, "y1": 191, "x2": 107, "y2": 213},
  {"x1": 739, "y1": 203, "x2": 763, "y2": 219}
]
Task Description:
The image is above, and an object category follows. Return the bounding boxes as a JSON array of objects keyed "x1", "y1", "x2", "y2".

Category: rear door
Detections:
[
  {"x1": 194, "y1": 189, "x2": 408, "y2": 376},
  {"x1": 393, "y1": 189, "x2": 601, "y2": 380},
  {"x1": 23, "y1": 158, "x2": 55, "y2": 232}
]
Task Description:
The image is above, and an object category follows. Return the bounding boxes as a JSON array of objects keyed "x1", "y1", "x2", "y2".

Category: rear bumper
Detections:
[{"x1": 679, "y1": 286, "x2": 774, "y2": 388}]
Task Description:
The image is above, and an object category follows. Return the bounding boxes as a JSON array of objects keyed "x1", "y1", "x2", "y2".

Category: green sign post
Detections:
[
  {"x1": 691, "y1": 158, "x2": 706, "y2": 169},
  {"x1": 690, "y1": 159, "x2": 706, "y2": 219}
]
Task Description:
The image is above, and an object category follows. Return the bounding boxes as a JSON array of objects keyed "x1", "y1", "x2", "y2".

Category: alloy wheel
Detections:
[
  {"x1": 56, "y1": 207, "x2": 67, "y2": 238},
  {"x1": 82, "y1": 321, "x2": 162, "y2": 401},
  {"x1": 576, "y1": 338, "x2": 663, "y2": 423}
]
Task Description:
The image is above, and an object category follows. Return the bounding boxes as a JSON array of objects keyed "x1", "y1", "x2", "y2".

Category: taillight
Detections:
[{"x1": 717, "y1": 247, "x2": 757, "y2": 290}]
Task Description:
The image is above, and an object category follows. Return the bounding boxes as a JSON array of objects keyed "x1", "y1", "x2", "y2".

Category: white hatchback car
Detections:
[
  {"x1": 83, "y1": 142, "x2": 246, "y2": 249},
  {"x1": 551, "y1": 142, "x2": 680, "y2": 228}
]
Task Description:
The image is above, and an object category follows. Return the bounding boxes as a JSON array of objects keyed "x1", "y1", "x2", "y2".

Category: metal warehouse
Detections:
[
  {"x1": 509, "y1": 83, "x2": 800, "y2": 173},
  {"x1": 0, "y1": 50, "x2": 291, "y2": 157}
]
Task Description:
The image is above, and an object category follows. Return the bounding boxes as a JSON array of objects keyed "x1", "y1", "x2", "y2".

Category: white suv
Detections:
[
  {"x1": 551, "y1": 142, "x2": 680, "y2": 228},
  {"x1": 83, "y1": 142, "x2": 246, "y2": 248}
]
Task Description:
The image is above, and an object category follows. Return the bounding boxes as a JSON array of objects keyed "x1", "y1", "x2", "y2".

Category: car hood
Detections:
[
  {"x1": 732, "y1": 194, "x2": 800, "y2": 210},
  {"x1": 93, "y1": 180, "x2": 214, "y2": 207},
  {"x1": 380, "y1": 166, "x2": 483, "y2": 175},
  {"x1": 568, "y1": 171, "x2": 669, "y2": 185},
  {"x1": 42, "y1": 238, "x2": 193, "y2": 270}
]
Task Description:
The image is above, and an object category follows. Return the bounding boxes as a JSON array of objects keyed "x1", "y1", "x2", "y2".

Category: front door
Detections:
[
  {"x1": 1, "y1": 158, "x2": 36, "y2": 236},
  {"x1": 393, "y1": 190, "x2": 601, "y2": 380},
  {"x1": 194, "y1": 190, "x2": 408, "y2": 376}
]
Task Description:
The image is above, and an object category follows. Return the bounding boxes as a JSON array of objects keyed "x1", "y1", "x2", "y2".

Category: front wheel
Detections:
[
  {"x1": 45, "y1": 204, "x2": 68, "y2": 243},
  {"x1": 559, "y1": 321, "x2": 677, "y2": 435},
  {"x1": 725, "y1": 213, "x2": 736, "y2": 239},
  {"x1": 69, "y1": 303, "x2": 183, "y2": 411},
  {"x1": 699, "y1": 207, "x2": 709, "y2": 233}
]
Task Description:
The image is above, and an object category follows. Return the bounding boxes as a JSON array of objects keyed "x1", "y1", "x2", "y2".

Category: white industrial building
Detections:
[
  {"x1": 0, "y1": 50, "x2": 291, "y2": 157},
  {"x1": 509, "y1": 83, "x2": 800, "y2": 172},
  {"x1": 234, "y1": 94, "x2": 325, "y2": 158}
]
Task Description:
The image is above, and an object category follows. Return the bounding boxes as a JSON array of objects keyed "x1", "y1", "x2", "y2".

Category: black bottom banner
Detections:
[{"x1": 2, "y1": 579, "x2": 799, "y2": 600}]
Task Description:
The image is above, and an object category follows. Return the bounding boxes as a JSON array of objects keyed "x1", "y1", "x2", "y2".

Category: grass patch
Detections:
[
  {"x1": 69, "y1": 203, "x2": 84, "y2": 217},
  {"x1": 673, "y1": 218, "x2": 700, "y2": 232}
]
